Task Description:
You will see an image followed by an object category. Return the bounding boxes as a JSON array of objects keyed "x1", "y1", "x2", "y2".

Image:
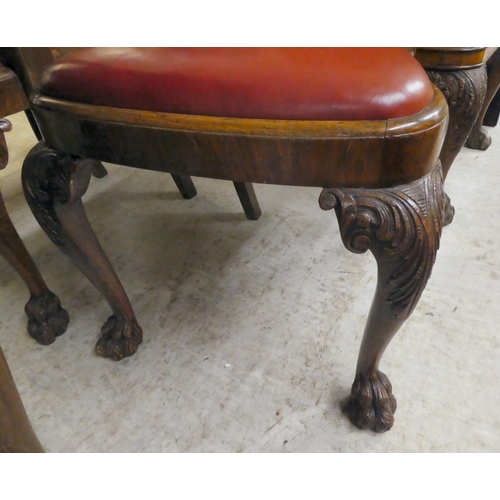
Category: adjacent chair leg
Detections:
[
  {"x1": 319, "y1": 163, "x2": 444, "y2": 432},
  {"x1": 0, "y1": 119, "x2": 69, "y2": 345},
  {"x1": 22, "y1": 142, "x2": 142, "y2": 361},
  {"x1": 171, "y1": 173, "x2": 197, "y2": 199},
  {"x1": 171, "y1": 173, "x2": 262, "y2": 221},
  {"x1": 0, "y1": 193, "x2": 69, "y2": 344},
  {"x1": 483, "y1": 87, "x2": 500, "y2": 127},
  {"x1": 426, "y1": 66, "x2": 487, "y2": 225},
  {"x1": 466, "y1": 49, "x2": 500, "y2": 151},
  {"x1": 0, "y1": 347, "x2": 44, "y2": 452},
  {"x1": 233, "y1": 181, "x2": 262, "y2": 221},
  {"x1": 91, "y1": 160, "x2": 109, "y2": 179}
]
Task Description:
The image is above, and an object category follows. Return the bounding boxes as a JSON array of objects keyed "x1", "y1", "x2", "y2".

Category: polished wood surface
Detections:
[
  {"x1": 30, "y1": 88, "x2": 447, "y2": 189},
  {"x1": 415, "y1": 47, "x2": 494, "y2": 70}
]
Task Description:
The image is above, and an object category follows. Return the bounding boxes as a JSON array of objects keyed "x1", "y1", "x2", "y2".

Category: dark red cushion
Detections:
[{"x1": 40, "y1": 48, "x2": 434, "y2": 121}]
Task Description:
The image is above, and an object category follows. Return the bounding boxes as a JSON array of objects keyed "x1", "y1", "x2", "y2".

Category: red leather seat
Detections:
[{"x1": 40, "y1": 48, "x2": 434, "y2": 121}]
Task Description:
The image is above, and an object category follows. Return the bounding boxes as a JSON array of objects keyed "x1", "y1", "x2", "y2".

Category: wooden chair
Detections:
[
  {"x1": 0, "y1": 61, "x2": 69, "y2": 344},
  {"x1": 13, "y1": 48, "x2": 448, "y2": 432}
]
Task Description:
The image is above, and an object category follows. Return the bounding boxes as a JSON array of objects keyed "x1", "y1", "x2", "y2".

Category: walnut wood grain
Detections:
[{"x1": 415, "y1": 47, "x2": 492, "y2": 70}]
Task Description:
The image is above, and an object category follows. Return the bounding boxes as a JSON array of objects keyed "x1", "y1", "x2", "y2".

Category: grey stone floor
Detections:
[{"x1": 1, "y1": 111, "x2": 499, "y2": 452}]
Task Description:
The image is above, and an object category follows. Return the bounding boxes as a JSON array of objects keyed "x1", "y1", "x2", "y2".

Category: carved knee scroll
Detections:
[
  {"x1": 319, "y1": 164, "x2": 444, "y2": 431},
  {"x1": 22, "y1": 143, "x2": 142, "y2": 360}
]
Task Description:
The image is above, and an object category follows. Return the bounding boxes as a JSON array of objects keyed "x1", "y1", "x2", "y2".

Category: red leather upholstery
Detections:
[{"x1": 40, "y1": 48, "x2": 434, "y2": 120}]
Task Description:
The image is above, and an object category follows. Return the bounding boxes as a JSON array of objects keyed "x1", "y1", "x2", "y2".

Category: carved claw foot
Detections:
[
  {"x1": 24, "y1": 291, "x2": 70, "y2": 345},
  {"x1": 95, "y1": 315, "x2": 143, "y2": 361},
  {"x1": 345, "y1": 371, "x2": 397, "y2": 433},
  {"x1": 465, "y1": 126, "x2": 492, "y2": 151},
  {"x1": 443, "y1": 193, "x2": 455, "y2": 226}
]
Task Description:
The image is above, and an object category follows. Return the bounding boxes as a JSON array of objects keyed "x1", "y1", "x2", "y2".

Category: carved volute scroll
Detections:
[
  {"x1": 21, "y1": 142, "x2": 92, "y2": 247},
  {"x1": 320, "y1": 165, "x2": 444, "y2": 321},
  {"x1": 319, "y1": 164, "x2": 444, "y2": 432}
]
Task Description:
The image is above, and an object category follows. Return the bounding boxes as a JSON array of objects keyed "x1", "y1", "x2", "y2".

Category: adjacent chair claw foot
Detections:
[
  {"x1": 345, "y1": 370, "x2": 397, "y2": 432},
  {"x1": 25, "y1": 291, "x2": 69, "y2": 345},
  {"x1": 95, "y1": 315, "x2": 143, "y2": 361},
  {"x1": 320, "y1": 164, "x2": 444, "y2": 432},
  {"x1": 443, "y1": 193, "x2": 455, "y2": 226},
  {"x1": 465, "y1": 126, "x2": 492, "y2": 151}
]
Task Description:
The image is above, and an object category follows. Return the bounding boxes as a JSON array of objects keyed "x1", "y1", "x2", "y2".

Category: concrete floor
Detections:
[{"x1": 1, "y1": 111, "x2": 499, "y2": 452}]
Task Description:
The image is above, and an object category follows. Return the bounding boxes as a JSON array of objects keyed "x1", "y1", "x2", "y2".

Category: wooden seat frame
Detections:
[{"x1": 2, "y1": 47, "x2": 452, "y2": 433}]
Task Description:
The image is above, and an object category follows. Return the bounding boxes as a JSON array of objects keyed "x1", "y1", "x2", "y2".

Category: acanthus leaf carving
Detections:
[
  {"x1": 21, "y1": 142, "x2": 91, "y2": 247},
  {"x1": 319, "y1": 164, "x2": 444, "y2": 320}
]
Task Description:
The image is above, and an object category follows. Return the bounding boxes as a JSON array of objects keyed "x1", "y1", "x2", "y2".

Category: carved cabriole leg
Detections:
[
  {"x1": 426, "y1": 67, "x2": 487, "y2": 225},
  {"x1": 1, "y1": 120, "x2": 69, "y2": 345},
  {"x1": 0, "y1": 193, "x2": 70, "y2": 345},
  {"x1": 319, "y1": 164, "x2": 444, "y2": 432},
  {"x1": 466, "y1": 49, "x2": 500, "y2": 151},
  {"x1": 22, "y1": 142, "x2": 143, "y2": 361}
]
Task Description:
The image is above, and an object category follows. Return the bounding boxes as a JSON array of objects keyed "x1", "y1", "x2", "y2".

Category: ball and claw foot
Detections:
[
  {"x1": 443, "y1": 193, "x2": 455, "y2": 226},
  {"x1": 25, "y1": 291, "x2": 70, "y2": 345},
  {"x1": 465, "y1": 126, "x2": 492, "y2": 151},
  {"x1": 95, "y1": 315, "x2": 143, "y2": 361},
  {"x1": 345, "y1": 371, "x2": 397, "y2": 433}
]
